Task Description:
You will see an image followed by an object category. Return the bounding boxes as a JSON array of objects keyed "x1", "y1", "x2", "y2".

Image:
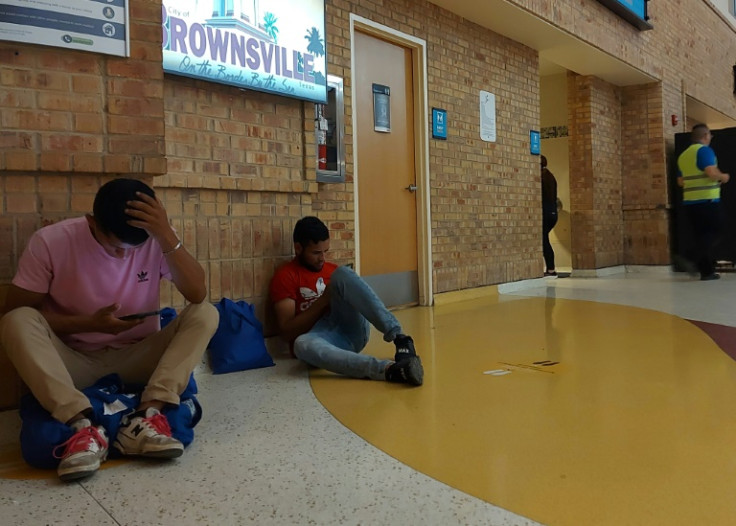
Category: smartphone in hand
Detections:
[{"x1": 118, "y1": 310, "x2": 162, "y2": 321}]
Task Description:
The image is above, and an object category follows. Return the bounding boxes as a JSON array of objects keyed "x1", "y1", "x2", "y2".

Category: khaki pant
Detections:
[{"x1": 0, "y1": 303, "x2": 219, "y2": 423}]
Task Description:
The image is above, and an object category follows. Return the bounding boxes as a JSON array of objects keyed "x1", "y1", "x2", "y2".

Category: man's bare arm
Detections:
[
  {"x1": 273, "y1": 292, "x2": 330, "y2": 343},
  {"x1": 126, "y1": 192, "x2": 207, "y2": 303},
  {"x1": 3, "y1": 284, "x2": 142, "y2": 335},
  {"x1": 3, "y1": 284, "x2": 44, "y2": 314},
  {"x1": 704, "y1": 165, "x2": 730, "y2": 183}
]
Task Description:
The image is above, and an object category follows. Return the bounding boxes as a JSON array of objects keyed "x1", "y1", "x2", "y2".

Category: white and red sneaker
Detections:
[
  {"x1": 113, "y1": 407, "x2": 183, "y2": 459},
  {"x1": 53, "y1": 419, "x2": 108, "y2": 482}
]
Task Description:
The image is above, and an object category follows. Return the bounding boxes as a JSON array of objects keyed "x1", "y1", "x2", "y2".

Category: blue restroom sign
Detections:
[
  {"x1": 432, "y1": 108, "x2": 447, "y2": 140},
  {"x1": 530, "y1": 130, "x2": 540, "y2": 155}
]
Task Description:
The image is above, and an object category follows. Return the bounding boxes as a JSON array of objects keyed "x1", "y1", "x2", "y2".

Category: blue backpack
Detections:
[{"x1": 19, "y1": 373, "x2": 202, "y2": 469}]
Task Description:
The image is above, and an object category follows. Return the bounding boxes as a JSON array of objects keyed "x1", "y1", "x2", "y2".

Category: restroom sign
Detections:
[{"x1": 432, "y1": 107, "x2": 447, "y2": 140}]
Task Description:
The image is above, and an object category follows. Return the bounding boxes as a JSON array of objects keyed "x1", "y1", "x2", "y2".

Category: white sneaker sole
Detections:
[{"x1": 113, "y1": 440, "x2": 184, "y2": 459}]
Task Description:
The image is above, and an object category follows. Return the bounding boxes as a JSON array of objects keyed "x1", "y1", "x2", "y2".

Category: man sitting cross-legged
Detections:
[{"x1": 0, "y1": 178, "x2": 218, "y2": 481}]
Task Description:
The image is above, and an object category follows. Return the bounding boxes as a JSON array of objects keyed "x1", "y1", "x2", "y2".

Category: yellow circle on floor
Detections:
[{"x1": 310, "y1": 297, "x2": 736, "y2": 526}]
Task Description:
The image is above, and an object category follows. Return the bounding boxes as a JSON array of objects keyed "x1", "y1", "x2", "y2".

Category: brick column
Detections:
[
  {"x1": 621, "y1": 83, "x2": 670, "y2": 264},
  {"x1": 567, "y1": 73, "x2": 624, "y2": 270}
]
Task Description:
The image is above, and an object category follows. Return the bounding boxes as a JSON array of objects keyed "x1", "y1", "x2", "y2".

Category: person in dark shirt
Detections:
[{"x1": 541, "y1": 155, "x2": 559, "y2": 276}]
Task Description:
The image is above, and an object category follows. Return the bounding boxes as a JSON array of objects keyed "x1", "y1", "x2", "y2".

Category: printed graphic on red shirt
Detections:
[
  {"x1": 270, "y1": 259, "x2": 337, "y2": 315},
  {"x1": 298, "y1": 277, "x2": 327, "y2": 312}
]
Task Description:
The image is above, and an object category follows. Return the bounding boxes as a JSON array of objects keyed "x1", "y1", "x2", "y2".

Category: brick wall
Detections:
[
  {"x1": 2, "y1": 0, "x2": 736, "y2": 302},
  {"x1": 513, "y1": 0, "x2": 736, "y2": 267},
  {"x1": 622, "y1": 83, "x2": 670, "y2": 264},
  {"x1": 329, "y1": 0, "x2": 541, "y2": 292},
  {"x1": 155, "y1": 0, "x2": 542, "y2": 305},
  {"x1": 0, "y1": 0, "x2": 165, "y2": 283},
  {"x1": 0, "y1": 2, "x2": 166, "y2": 176},
  {"x1": 0, "y1": 0, "x2": 735, "y2": 410},
  {"x1": 158, "y1": 77, "x2": 314, "y2": 328},
  {"x1": 590, "y1": 77, "x2": 624, "y2": 268}
]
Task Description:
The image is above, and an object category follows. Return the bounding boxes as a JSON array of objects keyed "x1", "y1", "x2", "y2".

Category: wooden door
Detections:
[{"x1": 354, "y1": 30, "x2": 418, "y2": 307}]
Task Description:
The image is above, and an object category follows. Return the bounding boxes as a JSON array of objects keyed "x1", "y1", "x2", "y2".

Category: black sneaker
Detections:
[
  {"x1": 393, "y1": 334, "x2": 417, "y2": 362},
  {"x1": 700, "y1": 273, "x2": 720, "y2": 281},
  {"x1": 385, "y1": 355, "x2": 424, "y2": 386}
]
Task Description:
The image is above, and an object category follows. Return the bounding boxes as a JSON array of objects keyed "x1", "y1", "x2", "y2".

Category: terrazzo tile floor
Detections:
[{"x1": 1, "y1": 267, "x2": 735, "y2": 525}]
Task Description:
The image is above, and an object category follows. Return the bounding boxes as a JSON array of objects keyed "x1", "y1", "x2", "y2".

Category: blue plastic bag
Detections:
[
  {"x1": 19, "y1": 374, "x2": 202, "y2": 469},
  {"x1": 160, "y1": 306, "x2": 178, "y2": 328},
  {"x1": 209, "y1": 298, "x2": 274, "y2": 374}
]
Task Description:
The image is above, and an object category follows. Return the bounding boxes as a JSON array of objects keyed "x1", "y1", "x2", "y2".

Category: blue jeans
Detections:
[{"x1": 293, "y1": 266, "x2": 402, "y2": 380}]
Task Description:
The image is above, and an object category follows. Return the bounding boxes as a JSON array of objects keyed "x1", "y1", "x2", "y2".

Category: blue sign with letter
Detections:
[
  {"x1": 530, "y1": 130, "x2": 540, "y2": 155},
  {"x1": 432, "y1": 108, "x2": 447, "y2": 140}
]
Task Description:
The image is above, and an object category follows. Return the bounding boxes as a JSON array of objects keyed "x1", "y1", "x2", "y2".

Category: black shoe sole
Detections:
[
  {"x1": 408, "y1": 357, "x2": 424, "y2": 386},
  {"x1": 386, "y1": 355, "x2": 424, "y2": 386},
  {"x1": 401, "y1": 356, "x2": 424, "y2": 386}
]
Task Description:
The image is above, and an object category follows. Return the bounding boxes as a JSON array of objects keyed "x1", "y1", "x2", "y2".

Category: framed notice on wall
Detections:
[
  {"x1": 372, "y1": 83, "x2": 391, "y2": 133},
  {"x1": 480, "y1": 90, "x2": 496, "y2": 142},
  {"x1": 162, "y1": 0, "x2": 328, "y2": 103},
  {"x1": 0, "y1": 0, "x2": 129, "y2": 56}
]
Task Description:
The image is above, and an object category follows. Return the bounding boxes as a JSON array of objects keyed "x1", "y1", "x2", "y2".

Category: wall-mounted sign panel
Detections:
[
  {"x1": 163, "y1": 1, "x2": 327, "y2": 103},
  {"x1": 432, "y1": 108, "x2": 447, "y2": 140},
  {"x1": 530, "y1": 130, "x2": 540, "y2": 155},
  {"x1": 0, "y1": 0, "x2": 129, "y2": 57},
  {"x1": 480, "y1": 90, "x2": 496, "y2": 143},
  {"x1": 372, "y1": 83, "x2": 391, "y2": 133},
  {"x1": 596, "y1": 0, "x2": 652, "y2": 30}
]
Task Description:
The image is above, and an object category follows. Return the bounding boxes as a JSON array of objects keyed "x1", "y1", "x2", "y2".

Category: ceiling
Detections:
[
  {"x1": 687, "y1": 97, "x2": 736, "y2": 129},
  {"x1": 427, "y1": 0, "x2": 655, "y2": 86},
  {"x1": 427, "y1": 0, "x2": 736, "y2": 127}
]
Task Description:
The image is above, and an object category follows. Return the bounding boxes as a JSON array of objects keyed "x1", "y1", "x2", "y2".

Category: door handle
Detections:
[{"x1": 405, "y1": 184, "x2": 417, "y2": 193}]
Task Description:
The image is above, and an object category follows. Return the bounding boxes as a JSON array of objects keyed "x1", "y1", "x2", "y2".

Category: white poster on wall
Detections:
[
  {"x1": 162, "y1": 0, "x2": 328, "y2": 103},
  {"x1": 480, "y1": 90, "x2": 497, "y2": 142},
  {"x1": 0, "y1": 0, "x2": 129, "y2": 57}
]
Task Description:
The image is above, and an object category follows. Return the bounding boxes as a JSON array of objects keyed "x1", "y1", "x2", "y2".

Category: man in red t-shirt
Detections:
[{"x1": 270, "y1": 216, "x2": 423, "y2": 385}]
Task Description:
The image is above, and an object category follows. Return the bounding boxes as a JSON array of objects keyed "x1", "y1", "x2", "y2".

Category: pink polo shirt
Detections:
[{"x1": 13, "y1": 217, "x2": 171, "y2": 351}]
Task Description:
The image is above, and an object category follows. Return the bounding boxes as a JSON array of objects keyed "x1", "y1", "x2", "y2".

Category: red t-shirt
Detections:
[{"x1": 270, "y1": 258, "x2": 338, "y2": 315}]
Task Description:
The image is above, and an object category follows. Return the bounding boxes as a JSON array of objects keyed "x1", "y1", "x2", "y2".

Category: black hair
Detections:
[
  {"x1": 293, "y1": 216, "x2": 329, "y2": 246},
  {"x1": 93, "y1": 178, "x2": 155, "y2": 245}
]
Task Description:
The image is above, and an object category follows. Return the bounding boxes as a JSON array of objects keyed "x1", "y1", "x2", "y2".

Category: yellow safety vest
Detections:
[{"x1": 677, "y1": 144, "x2": 720, "y2": 202}]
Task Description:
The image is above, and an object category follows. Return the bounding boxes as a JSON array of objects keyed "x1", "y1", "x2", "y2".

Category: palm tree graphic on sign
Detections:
[
  {"x1": 304, "y1": 27, "x2": 325, "y2": 84},
  {"x1": 263, "y1": 12, "x2": 279, "y2": 42}
]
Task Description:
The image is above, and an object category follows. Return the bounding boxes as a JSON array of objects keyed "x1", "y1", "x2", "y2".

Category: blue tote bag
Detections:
[{"x1": 209, "y1": 298, "x2": 274, "y2": 374}]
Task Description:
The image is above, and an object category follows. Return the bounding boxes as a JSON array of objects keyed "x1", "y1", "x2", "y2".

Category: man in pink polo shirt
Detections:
[{"x1": 0, "y1": 178, "x2": 218, "y2": 482}]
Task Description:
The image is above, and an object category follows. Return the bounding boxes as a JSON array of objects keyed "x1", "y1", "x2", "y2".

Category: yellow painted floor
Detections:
[{"x1": 311, "y1": 293, "x2": 736, "y2": 525}]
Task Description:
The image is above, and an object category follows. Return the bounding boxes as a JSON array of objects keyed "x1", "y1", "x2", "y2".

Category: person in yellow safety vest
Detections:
[{"x1": 676, "y1": 124, "x2": 730, "y2": 281}]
